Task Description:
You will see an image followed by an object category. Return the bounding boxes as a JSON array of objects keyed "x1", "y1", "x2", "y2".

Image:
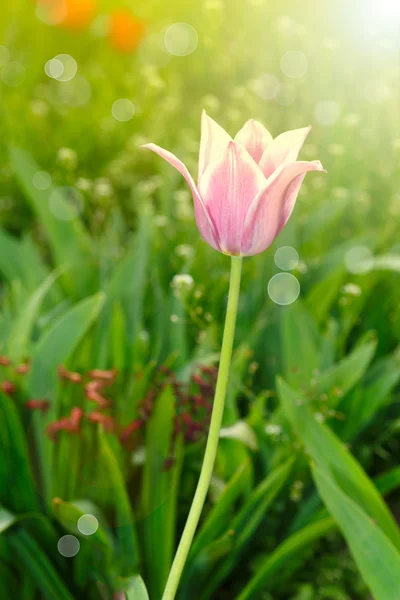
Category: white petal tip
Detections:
[{"x1": 313, "y1": 160, "x2": 326, "y2": 172}]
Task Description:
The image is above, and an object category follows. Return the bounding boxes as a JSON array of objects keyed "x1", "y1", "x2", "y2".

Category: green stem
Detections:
[{"x1": 162, "y1": 256, "x2": 243, "y2": 600}]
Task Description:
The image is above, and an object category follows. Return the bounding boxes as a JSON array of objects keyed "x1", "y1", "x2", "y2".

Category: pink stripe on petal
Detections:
[
  {"x1": 242, "y1": 160, "x2": 324, "y2": 256},
  {"x1": 198, "y1": 110, "x2": 232, "y2": 183},
  {"x1": 259, "y1": 126, "x2": 312, "y2": 179},
  {"x1": 234, "y1": 119, "x2": 273, "y2": 164},
  {"x1": 199, "y1": 141, "x2": 268, "y2": 255},
  {"x1": 141, "y1": 143, "x2": 221, "y2": 251}
]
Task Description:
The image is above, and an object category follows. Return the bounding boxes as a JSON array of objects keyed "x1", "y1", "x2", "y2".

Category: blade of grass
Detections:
[
  {"x1": 278, "y1": 376, "x2": 400, "y2": 551},
  {"x1": 313, "y1": 466, "x2": 400, "y2": 600}
]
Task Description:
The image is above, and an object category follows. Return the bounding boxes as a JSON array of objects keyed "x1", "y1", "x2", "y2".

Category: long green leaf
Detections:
[
  {"x1": 198, "y1": 458, "x2": 294, "y2": 600},
  {"x1": 10, "y1": 146, "x2": 93, "y2": 269},
  {"x1": 27, "y1": 292, "x2": 105, "y2": 502},
  {"x1": 236, "y1": 518, "x2": 335, "y2": 600},
  {"x1": 7, "y1": 270, "x2": 60, "y2": 362},
  {"x1": 313, "y1": 466, "x2": 400, "y2": 600},
  {"x1": 141, "y1": 385, "x2": 176, "y2": 599},
  {"x1": 98, "y1": 432, "x2": 140, "y2": 576},
  {"x1": 280, "y1": 300, "x2": 319, "y2": 387},
  {"x1": 0, "y1": 393, "x2": 39, "y2": 512},
  {"x1": 28, "y1": 292, "x2": 105, "y2": 400},
  {"x1": 278, "y1": 376, "x2": 400, "y2": 551},
  {"x1": 190, "y1": 459, "x2": 251, "y2": 558},
  {"x1": 125, "y1": 575, "x2": 150, "y2": 600},
  {"x1": 9, "y1": 529, "x2": 75, "y2": 600}
]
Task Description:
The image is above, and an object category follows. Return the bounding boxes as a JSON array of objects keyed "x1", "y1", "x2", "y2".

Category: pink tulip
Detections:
[{"x1": 142, "y1": 111, "x2": 325, "y2": 256}]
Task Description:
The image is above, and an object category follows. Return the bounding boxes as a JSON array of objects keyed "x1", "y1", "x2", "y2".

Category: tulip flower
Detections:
[
  {"x1": 142, "y1": 111, "x2": 324, "y2": 256},
  {"x1": 141, "y1": 112, "x2": 325, "y2": 600}
]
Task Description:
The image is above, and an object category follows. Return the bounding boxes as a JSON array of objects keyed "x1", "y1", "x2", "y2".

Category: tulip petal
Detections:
[
  {"x1": 198, "y1": 110, "x2": 232, "y2": 182},
  {"x1": 234, "y1": 119, "x2": 273, "y2": 164},
  {"x1": 259, "y1": 126, "x2": 312, "y2": 178},
  {"x1": 242, "y1": 160, "x2": 325, "y2": 256},
  {"x1": 199, "y1": 141, "x2": 268, "y2": 255},
  {"x1": 141, "y1": 143, "x2": 221, "y2": 251}
]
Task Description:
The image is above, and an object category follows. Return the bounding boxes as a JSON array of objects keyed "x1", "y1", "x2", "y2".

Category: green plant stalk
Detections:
[{"x1": 162, "y1": 256, "x2": 243, "y2": 600}]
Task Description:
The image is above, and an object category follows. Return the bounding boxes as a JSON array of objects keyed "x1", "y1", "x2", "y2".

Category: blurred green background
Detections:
[{"x1": 1, "y1": 1, "x2": 400, "y2": 599}]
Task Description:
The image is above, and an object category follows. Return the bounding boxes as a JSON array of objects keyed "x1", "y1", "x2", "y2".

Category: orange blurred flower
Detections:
[
  {"x1": 36, "y1": 0, "x2": 97, "y2": 30},
  {"x1": 109, "y1": 10, "x2": 146, "y2": 54}
]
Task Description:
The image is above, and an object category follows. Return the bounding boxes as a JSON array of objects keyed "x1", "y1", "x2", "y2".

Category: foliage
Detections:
[{"x1": 1, "y1": 0, "x2": 400, "y2": 599}]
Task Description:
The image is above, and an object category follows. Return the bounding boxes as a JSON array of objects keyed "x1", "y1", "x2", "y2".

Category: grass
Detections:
[{"x1": 1, "y1": 0, "x2": 400, "y2": 599}]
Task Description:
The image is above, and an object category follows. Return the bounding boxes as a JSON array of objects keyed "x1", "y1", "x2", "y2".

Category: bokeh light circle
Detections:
[
  {"x1": 0, "y1": 46, "x2": 10, "y2": 67},
  {"x1": 45, "y1": 58, "x2": 64, "y2": 79},
  {"x1": 274, "y1": 246, "x2": 299, "y2": 271},
  {"x1": 49, "y1": 186, "x2": 84, "y2": 221},
  {"x1": 57, "y1": 535, "x2": 80, "y2": 557},
  {"x1": 314, "y1": 101, "x2": 341, "y2": 126},
  {"x1": 33, "y1": 171, "x2": 52, "y2": 190},
  {"x1": 280, "y1": 51, "x2": 308, "y2": 78},
  {"x1": 77, "y1": 514, "x2": 98, "y2": 536},
  {"x1": 344, "y1": 246, "x2": 373, "y2": 274},
  {"x1": 112, "y1": 98, "x2": 136, "y2": 122},
  {"x1": 54, "y1": 54, "x2": 78, "y2": 82},
  {"x1": 1, "y1": 62, "x2": 26, "y2": 87},
  {"x1": 274, "y1": 83, "x2": 296, "y2": 106},
  {"x1": 268, "y1": 273, "x2": 300, "y2": 305},
  {"x1": 164, "y1": 23, "x2": 198, "y2": 56},
  {"x1": 36, "y1": 0, "x2": 67, "y2": 25}
]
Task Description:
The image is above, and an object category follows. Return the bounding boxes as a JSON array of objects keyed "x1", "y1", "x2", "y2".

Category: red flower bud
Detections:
[
  {"x1": 1, "y1": 380, "x2": 16, "y2": 395},
  {"x1": 58, "y1": 365, "x2": 82, "y2": 384},
  {"x1": 15, "y1": 363, "x2": 31, "y2": 375},
  {"x1": 119, "y1": 418, "x2": 144, "y2": 443},
  {"x1": 87, "y1": 411, "x2": 116, "y2": 433},
  {"x1": 25, "y1": 399, "x2": 50, "y2": 413},
  {"x1": 87, "y1": 368, "x2": 118, "y2": 382}
]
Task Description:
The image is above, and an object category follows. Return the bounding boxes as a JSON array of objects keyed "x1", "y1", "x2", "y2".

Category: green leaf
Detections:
[
  {"x1": 278, "y1": 376, "x2": 400, "y2": 551},
  {"x1": 306, "y1": 267, "x2": 345, "y2": 326},
  {"x1": 236, "y1": 518, "x2": 335, "y2": 600},
  {"x1": 107, "y1": 211, "x2": 152, "y2": 337},
  {"x1": 125, "y1": 575, "x2": 150, "y2": 600},
  {"x1": 0, "y1": 506, "x2": 17, "y2": 533},
  {"x1": 93, "y1": 212, "x2": 152, "y2": 367},
  {"x1": 28, "y1": 292, "x2": 105, "y2": 400},
  {"x1": 7, "y1": 270, "x2": 60, "y2": 362},
  {"x1": 52, "y1": 498, "x2": 112, "y2": 555},
  {"x1": 311, "y1": 335, "x2": 377, "y2": 405},
  {"x1": 10, "y1": 147, "x2": 93, "y2": 271},
  {"x1": 313, "y1": 466, "x2": 400, "y2": 600},
  {"x1": 0, "y1": 229, "x2": 25, "y2": 281},
  {"x1": 198, "y1": 458, "x2": 294, "y2": 599},
  {"x1": 178, "y1": 531, "x2": 235, "y2": 599},
  {"x1": 141, "y1": 385, "x2": 177, "y2": 599},
  {"x1": 98, "y1": 432, "x2": 140, "y2": 575},
  {"x1": 27, "y1": 292, "x2": 105, "y2": 502},
  {"x1": 339, "y1": 354, "x2": 400, "y2": 440},
  {"x1": 375, "y1": 466, "x2": 400, "y2": 496},
  {"x1": 0, "y1": 393, "x2": 39, "y2": 512},
  {"x1": 9, "y1": 529, "x2": 75, "y2": 600},
  {"x1": 280, "y1": 300, "x2": 319, "y2": 387},
  {"x1": 190, "y1": 459, "x2": 251, "y2": 558}
]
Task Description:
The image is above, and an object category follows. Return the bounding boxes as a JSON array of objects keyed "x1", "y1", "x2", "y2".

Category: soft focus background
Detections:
[{"x1": 1, "y1": 1, "x2": 400, "y2": 599}]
